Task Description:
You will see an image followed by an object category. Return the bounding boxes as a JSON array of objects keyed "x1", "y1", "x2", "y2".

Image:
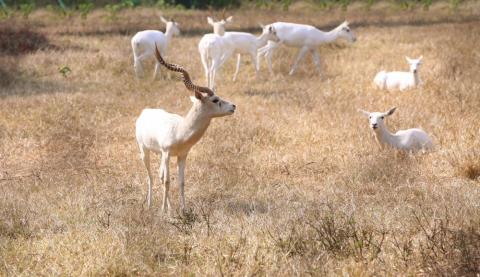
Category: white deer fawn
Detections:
[{"x1": 358, "y1": 107, "x2": 433, "y2": 152}]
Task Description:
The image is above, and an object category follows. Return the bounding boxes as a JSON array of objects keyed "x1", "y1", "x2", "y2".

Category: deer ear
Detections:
[
  {"x1": 160, "y1": 16, "x2": 168, "y2": 24},
  {"x1": 358, "y1": 109, "x2": 370, "y2": 117},
  {"x1": 385, "y1": 107, "x2": 396, "y2": 116},
  {"x1": 207, "y1": 17, "x2": 214, "y2": 25},
  {"x1": 225, "y1": 16, "x2": 233, "y2": 22},
  {"x1": 405, "y1": 56, "x2": 413, "y2": 63}
]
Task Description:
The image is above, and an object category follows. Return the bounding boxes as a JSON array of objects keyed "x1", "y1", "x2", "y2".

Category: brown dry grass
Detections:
[{"x1": 1, "y1": 3, "x2": 480, "y2": 276}]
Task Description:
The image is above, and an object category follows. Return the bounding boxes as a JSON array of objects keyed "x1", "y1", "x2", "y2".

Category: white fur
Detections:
[
  {"x1": 198, "y1": 24, "x2": 279, "y2": 89},
  {"x1": 359, "y1": 107, "x2": 433, "y2": 152},
  {"x1": 374, "y1": 56, "x2": 423, "y2": 91},
  {"x1": 207, "y1": 16, "x2": 233, "y2": 36},
  {"x1": 136, "y1": 92, "x2": 236, "y2": 213},
  {"x1": 257, "y1": 21, "x2": 356, "y2": 75},
  {"x1": 131, "y1": 16, "x2": 180, "y2": 79}
]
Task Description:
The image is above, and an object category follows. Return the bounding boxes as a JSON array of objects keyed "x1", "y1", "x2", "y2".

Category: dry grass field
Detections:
[{"x1": 1, "y1": 2, "x2": 480, "y2": 275}]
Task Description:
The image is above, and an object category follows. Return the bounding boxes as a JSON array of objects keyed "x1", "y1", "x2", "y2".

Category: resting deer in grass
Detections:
[
  {"x1": 257, "y1": 21, "x2": 356, "y2": 75},
  {"x1": 135, "y1": 45, "x2": 236, "y2": 213},
  {"x1": 198, "y1": 24, "x2": 279, "y2": 89},
  {"x1": 131, "y1": 16, "x2": 180, "y2": 79},
  {"x1": 374, "y1": 56, "x2": 423, "y2": 91},
  {"x1": 358, "y1": 107, "x2": 433, "y2": 152}
]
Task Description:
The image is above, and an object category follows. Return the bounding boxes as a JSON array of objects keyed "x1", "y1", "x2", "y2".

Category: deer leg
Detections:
[
  {"x1": 289, "y1": 46, "x2": 309, "y2": 75},
  {"x1": 200, "y1": 52, "x2": 210, "y2": 87},
  {"x1": 140, "y1": 148, "x2": 153, "y2": 208},
  {"x1": 232, "y1": 54, "x2": 241, "y2": 81},
  {"x1": 153, "y1": 61, "x2": 161, "y2": 80},
  {"x1": 312, "y1": 49, "x2": 321, "y2": 74}
]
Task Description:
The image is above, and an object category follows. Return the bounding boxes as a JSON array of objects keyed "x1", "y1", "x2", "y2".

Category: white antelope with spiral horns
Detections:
[{"x1": 135, "y1": 45, "x2": 236, "y2": 213}]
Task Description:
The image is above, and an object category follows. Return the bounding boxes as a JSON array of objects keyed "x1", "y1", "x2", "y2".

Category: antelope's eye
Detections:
[
  {"x1": 381, "y1": 116, "x2": 384, "y2": 119},
  {"x1": 212, "y1": 99, "x2": 219, "y2": 103},
  {"x1": 369, "y1": 116, "x2": 372, "y2": 119}
]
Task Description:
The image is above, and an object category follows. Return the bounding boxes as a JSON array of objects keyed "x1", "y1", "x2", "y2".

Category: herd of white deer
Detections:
[{"x1": 132, "y1": 15, "x2": 433, "y2": 213}]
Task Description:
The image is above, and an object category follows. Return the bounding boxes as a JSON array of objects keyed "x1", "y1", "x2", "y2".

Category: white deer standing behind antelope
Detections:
[
  {"x1": 198, "y1": 24, "x2": 279, "y2": 89},
  {"x1": 257, "y1": 21, "x2": 356, "y2": 75},
  {"x1": 207, "y1": 15, "x2": 233, "y2": 36},
  {"x1": 374, "y1": 56, "x2": 423, "y2": 91},
  {"x1": 131, "y1": 16, "x2": 180, "y2": 79},
  {"x1": 135, "y1": 46, "x2": 236, "y2": 214},
  {"x1": 358, "y1": 107, "x2": 433, "y2": 152}
]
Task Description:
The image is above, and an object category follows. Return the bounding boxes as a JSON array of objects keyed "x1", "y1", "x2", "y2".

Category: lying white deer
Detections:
[
  {"x1": 198, "y1": 24, "x2": 279, "y2": 89},
  {"x1": 374, "y1": 56, "x2": 423, "y2": 91},
  {"x1": 131, "y1": 16, "x2": 180, "y2": 79},
  {"x1": 207, "y1": 15, "x2": 233, "y2": 36},
  {"x1": 358, "y1": 107, "x2": 433, "y2": 152},
  {"x1": 258, "y1": 21, "x2": 356, "y2": 75},
  {"x1": 136, "y1": 45, "x2": 236, "y2": 213}
]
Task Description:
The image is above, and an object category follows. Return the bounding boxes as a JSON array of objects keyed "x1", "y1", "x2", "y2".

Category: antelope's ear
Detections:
[
  {"x1": 160, "y1": 15, "x2": 168, "y2": 24},
  {"x1": 225, "y1": 16, "x2": 233, "y2": 22},
  {"x1": 207, "y1": 17, "x2": 214, "y2": 25},
  {"x1": 259, "y1": 23, "x2": 265, "y2": 28},
  {"x1": 385, "y1": 107, "x2": 397, "y2": 116},
  {"x1": 358, "y1": 109, "x2": 370, "y2": 117},
  {"x1": 418, "y1": 55, "x2": 423, "y2": 60},
  {"x1": 405, "y1": 56, "x2": 413, "y2": 63}
]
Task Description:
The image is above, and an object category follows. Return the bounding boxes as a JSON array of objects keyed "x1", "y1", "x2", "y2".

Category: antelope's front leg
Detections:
[
  {"x1": 160, "y1": 151, "x2": 171, "y2": 213},
  {"x1": 177, "y1": 155, "x2": 187, "y2": 213}
]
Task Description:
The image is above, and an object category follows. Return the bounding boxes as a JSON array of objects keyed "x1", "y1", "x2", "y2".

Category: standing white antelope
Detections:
[
  {"x1": 257, "y1": 21, "x2": 356, "y2": 75},
  {"x1": 135, "y1": 45, "x2": 236, "y2": 213},
  {"x1": 131, "y1": 16, "x2": 180, "y2": 79},
  {"x1": 207, "y1": 15, "x2": 233, "y2": 36},
  {"x1": 358, "y1": 107, "x2": 433, "y2": 152},
  {"x1": 198, "y1": 24, "x2": 279, "y2": 89},
  {"x1": 374, "y1": 56, "x2": 423, "y2": 91}
]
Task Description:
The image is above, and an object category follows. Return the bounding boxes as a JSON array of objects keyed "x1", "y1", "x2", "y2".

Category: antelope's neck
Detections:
[{"x1": 176, "y1": 104, "x2": 212, "y2": 145}]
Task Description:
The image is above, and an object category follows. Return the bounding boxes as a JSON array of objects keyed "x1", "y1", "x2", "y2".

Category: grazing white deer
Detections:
[
  {"x1": 131, "y1": 16, "x2": 180, "y2": 79},
  {"x1": 136, "y1": 45, "x2": 236, "y2": 213},
  {"x1": 374, "y1": 56, "x2": 423, "y2": 91},
  {"x1": 358, "y1": 107, "x2": 433, "y2": 152},
  {"x1": 198, "y1": 24, "x2": 279, "y2": 89},
  {"x1": 207, "y1": 15, "x2": 233, "y2": 36},
  {"x1": 257, "y1": 21, "x2": 356, "y2": 75}
]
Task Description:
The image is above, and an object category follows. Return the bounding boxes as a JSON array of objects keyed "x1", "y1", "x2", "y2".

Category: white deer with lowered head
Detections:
[
  {"x1": 207, "y1": 15, "x2": 233, "y2": 36},
  {"x1": 131, "y1": 16, "x2": 180, "y2": 79},
  {"x1": 198, "y1": 24, "x2": 279, "y2": 89},
  {"x1": 358, "y1": 107, "x2": 433, "y2": 152},
  {"x1": 135, "y1": 46, "x2": 236, "y2": 213},
  {"x1": 257, "y1": 21, "x2": 356, "y2": 75},
  {"x1": 373, "y1": 56, "x2": 423, "y2": 91}
]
